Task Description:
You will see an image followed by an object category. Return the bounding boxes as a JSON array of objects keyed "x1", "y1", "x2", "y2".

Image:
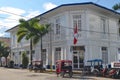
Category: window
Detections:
[
  {"x1": 73, "y1": 15, "x2": 82, "y2": 31},
  {"x1": 100, "y1": 18, "x2": 107, "y2": 39},
  {"x1": 118, "y1": 48, "x2": 120, "y2": 53},
  {"x1": 101, "y1": 18, "x2": 106, "y2": 34},
  {"x1": 12, "y1": 35, "x2": 16, "y2": 46},
  {"x1": 19, "y1": 51, "x2": 21, "y2": 55},
  {"x1": 54, "y1": 47, "x2": 61, "y2": 63},
  {"x1": 26, "y1": 51, "x2": 29, "y2": 54},
  {"x1": 13, "y1": 52, "x2": 14, "y2": 56},
  {"x1": 42, "y1": 49, "x2": 46, "y2": 65},
  {"x1": 101, "y1": 47, "x2": 108, "y2": 64},
  {"x1": 118, "y1": 48, "x2": 120, "y2": 61},
  {"x1": 55, "y1": 18, "x2": 60, "y2": 35},
  {"x1": 118, "y1": 25, "x2": 120, "y2": 36}
]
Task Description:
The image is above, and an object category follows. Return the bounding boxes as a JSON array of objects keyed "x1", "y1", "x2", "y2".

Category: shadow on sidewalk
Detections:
[{"x1": 56, "y1": 74, "x2": 96, "y2": 80}]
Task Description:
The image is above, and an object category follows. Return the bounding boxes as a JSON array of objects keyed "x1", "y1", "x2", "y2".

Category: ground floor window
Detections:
[
  {"x1": 101, "y1": 47, "x2": 108, "y2": 64},
  {"x1": 54, "y1": 47, "x2": 61, "y2": 64},
  {"x1": 42, "y1": 49, "x2": 46, "y2": 65},
  {"x1": 118, "y1": 48, "x2": 120, "y2": 61}
]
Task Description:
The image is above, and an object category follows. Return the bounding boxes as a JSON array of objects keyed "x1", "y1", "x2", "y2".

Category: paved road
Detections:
[{"x1": 0, "y1": 67, "x2": 119, "y2": 80}]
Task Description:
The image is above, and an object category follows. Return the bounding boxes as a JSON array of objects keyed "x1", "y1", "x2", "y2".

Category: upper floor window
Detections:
[
  {"x1": 73, "y1": 15, "x2": 82, "y2": 31},
  {"x1": 12, "y1": 35, "x2": 15, "y2": 44},
  {"x1": 101, "y1": 18, "x2": 108, "y2": 39},
  {"x1": 12, "y1": 34, "x2": 17, "y2": 46},
  {"x1": 55, "y1": 18, "x2": 60, "y2": 35},
  {"x1": 101, "y1": 18, "x2": 106, "y2": 34}
]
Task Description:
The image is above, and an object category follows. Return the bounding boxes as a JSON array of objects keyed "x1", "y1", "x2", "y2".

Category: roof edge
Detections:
[
  {"x1": 6, "y1": 2, "x2": 120, "y2": 32},
  {"x1": 35, "y1": 2, "x2": 120, "y2": 17}
]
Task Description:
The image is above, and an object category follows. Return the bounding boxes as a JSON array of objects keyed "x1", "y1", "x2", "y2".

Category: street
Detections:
[{"x1": 0, "y1": 67, "x2": 119, "y2": 80}]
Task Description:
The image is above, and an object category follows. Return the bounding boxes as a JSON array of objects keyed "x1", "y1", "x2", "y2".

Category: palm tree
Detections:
[
  {"x1": 17, "y1": 18, "x2": 39, "y2": 65},
  {"x1": 112, "y1": 3, "x2": 120, "y2": 10},
  {"x1": 17, "y1": 18, "x2": 50, "y2": 66},
  {"x1": 31, "y1": 22, "x2": 50, "y2": 65}
]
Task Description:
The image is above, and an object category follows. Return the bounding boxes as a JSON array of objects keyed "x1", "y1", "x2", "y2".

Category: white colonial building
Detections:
[{"x1": 7, "y1": 2, "x2": 120, "y2": 69}]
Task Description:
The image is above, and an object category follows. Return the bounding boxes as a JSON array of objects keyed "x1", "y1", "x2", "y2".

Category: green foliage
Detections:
[
  {"x1": 112, "y1": 3, "x2": 120, "y2": 10},
  {"x1": 22, "y1": 52, "x2": 29, "y2": 68},
  {"x1": 112, "y1": 3, "x2": 120, "y2": 24},
  {"x1": 17, "y1": 18, "x2": 50, "y2": 45},
  {"x1": 17, "y1": 18, "x2": 40, "y2": 66},
  {"x1": 0, "y1": 41, "x2": 10, "y2": 58},
  {"x1": 3, "y1": 47, "x2": 10, "y2": 58},
  {"x1": 17, "y1": 18, "x2": 50, "y2": 63}
]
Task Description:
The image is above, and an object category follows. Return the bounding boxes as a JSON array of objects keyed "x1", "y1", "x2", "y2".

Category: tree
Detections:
[
  {"x1": 113, "y1": 3, "x2": 120, "y2": 23},
  {"x1": 112, "y1": 3, "x2": 120, "y2": 10},
  {"x1": 17, "y1": 18, "x2": 50, "y2": 66},
  {"x1": 0, "y1": 41, "x2": 4, "y2": 56},
  {"x1": 22, "y1": 52, "x2": 29, "y2": 68},
  {"x1": 2, "y1": 46, "x2": 10, "y2": 67},
  {"x1": 30, "y1": 21, "x2": 50, "y2": 64},
  {"x1": 0, "y1": 41, "x2": 5, "y2": 66},
  {"x1": 0, "y1": 41, "x2": 10, "y2": 66},
  {"x1": 17, "y1": 18, "x2": 39, "y2": 65}
]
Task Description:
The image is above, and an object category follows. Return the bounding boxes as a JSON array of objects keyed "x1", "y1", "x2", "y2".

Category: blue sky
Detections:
[{"x1": 0, "y1": 0, "x2": 120, "y2": 37}]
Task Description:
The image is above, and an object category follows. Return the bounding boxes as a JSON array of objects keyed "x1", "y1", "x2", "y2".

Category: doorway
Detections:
[{"x1": 72, "y1": 46, "x2": 85, "y2": 69}]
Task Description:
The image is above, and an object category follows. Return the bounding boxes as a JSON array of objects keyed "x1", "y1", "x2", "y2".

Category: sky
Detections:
[{"x1": 0, "y1": 0, "x2": 120, "y2": 37}]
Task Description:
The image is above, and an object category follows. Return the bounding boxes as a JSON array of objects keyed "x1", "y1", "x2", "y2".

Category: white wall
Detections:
[{"x1": 9, "y1": 5, "x2": 120, "y2": 67}]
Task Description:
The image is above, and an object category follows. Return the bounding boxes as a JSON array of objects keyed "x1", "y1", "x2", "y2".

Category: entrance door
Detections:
[{"x1": 73, "y1": 50, "x2": 84, "y2": 69}]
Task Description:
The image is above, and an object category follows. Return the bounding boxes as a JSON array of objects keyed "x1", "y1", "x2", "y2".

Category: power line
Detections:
[
  {"x1": 0, "y1": 15, "x2": 118, "y2": 36},
  {"x1": 0, "y1": 16, "x2": 18, "y2": 21},
  {"x1": 0, "y1": 9, "x2": 30, "y2": 28},
  {"x1": 0, "y1": 21, "x2": 118, "y2": 36},
  {"x1": 0, "y1": 9, "x2": 27, "y2": 18},
  {"x1": 0, "y1": 25, "x2": 12, "y2": 28},
  {"x1": 60, "y1": 25, "x2": 119, "y2": 36}
]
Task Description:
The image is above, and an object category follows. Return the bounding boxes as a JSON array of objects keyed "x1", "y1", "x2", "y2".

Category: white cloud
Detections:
[
  {"x1": 0, "y1": 6, "x2": 41, "y2": 37},
  {"x1": 0, "y1": 7, "x2": 26, "y2": 15},
  {"x1": 0, "y1": 7, "x2": 26, "y2": 29},
  {"x1": 0, "y1": 32, "x2": 6, "y2": 37},
  {"x1": 26, "y1": 10, "x2": 41, "y2": 19},
  {"x1": 0, "y1": 3, "x2": 57, "y2": 37},
  {"x1": 0, "y1": 2, "x2": 57, "y2": 37},
  {"x1": 43, "y1": 2, "x2": 57, "y2": 11}
]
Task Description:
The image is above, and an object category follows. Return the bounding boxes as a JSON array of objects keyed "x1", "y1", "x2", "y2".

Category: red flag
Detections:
[{"x1": 73, "y1": 24, "x2": 78, "y2": 44}]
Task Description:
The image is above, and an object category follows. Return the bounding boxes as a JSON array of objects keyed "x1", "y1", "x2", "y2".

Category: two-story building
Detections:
[{"x1": 6, "y1": 2, "x2": 120, "y2": 69}]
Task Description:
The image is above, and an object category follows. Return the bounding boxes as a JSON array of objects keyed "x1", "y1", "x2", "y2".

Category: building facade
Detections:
[{"x1": 7, "y1": 2, "x2": 120, "y2": 69}]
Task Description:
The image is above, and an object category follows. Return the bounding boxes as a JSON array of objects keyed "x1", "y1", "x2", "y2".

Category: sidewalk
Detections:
[
  {"x1": 5, "y1": 67, "x2": 119, "y2": 80},
  {"x1": 45, "y1": 69, "x2": 119, "y2": 80}
]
